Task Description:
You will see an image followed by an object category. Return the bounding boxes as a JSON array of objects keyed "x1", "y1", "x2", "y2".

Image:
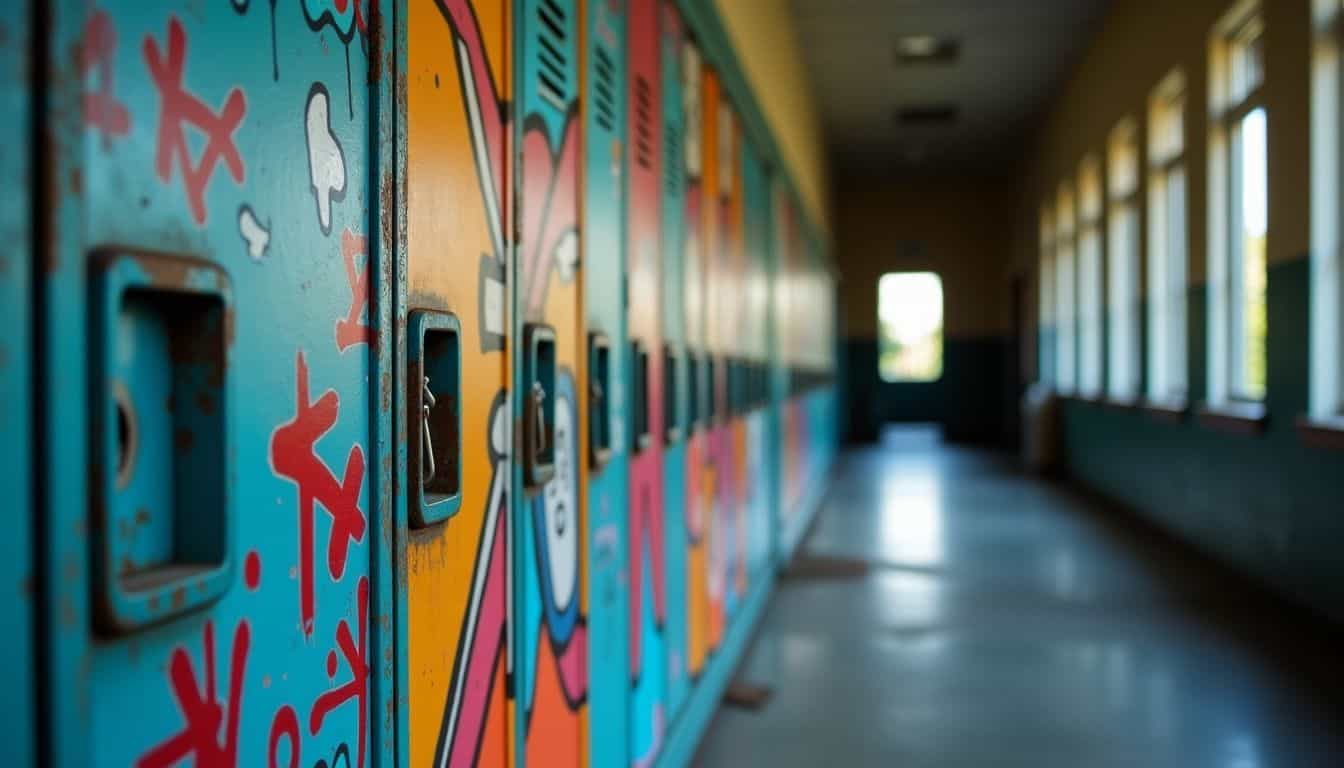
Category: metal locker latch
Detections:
[{"x1": 409, "y1": 310, "x2": 463, "y2": 528}]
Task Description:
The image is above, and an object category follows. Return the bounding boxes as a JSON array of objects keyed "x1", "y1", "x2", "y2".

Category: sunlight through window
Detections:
[{"x1": 878, "y1": 272, "x2": 944, "y2": 383}]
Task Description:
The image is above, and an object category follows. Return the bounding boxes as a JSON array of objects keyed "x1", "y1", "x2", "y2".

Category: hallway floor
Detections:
[{"x1": 695, "y1": 426, "x2": 1344, "y2": 768}]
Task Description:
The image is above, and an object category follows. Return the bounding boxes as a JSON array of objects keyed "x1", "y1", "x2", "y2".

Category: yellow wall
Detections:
[
  {"x1": 837, "y1": 175, "x2": 1014, "y2": 339},
  {"x1": 714, "y1": 0, "x2": 831, "y2": 232},
  {"x1": 1012, "y1": 0, "x2": 1312, "y2": 284}
]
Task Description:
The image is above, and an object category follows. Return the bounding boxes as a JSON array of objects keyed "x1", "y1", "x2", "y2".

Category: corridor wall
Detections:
[
  {"x1": 5, "y1": 0, "x2": 837, "y2": 766},
  {"x1": 1014, "y1": 0, "x2": 1344, "y2": 626}
]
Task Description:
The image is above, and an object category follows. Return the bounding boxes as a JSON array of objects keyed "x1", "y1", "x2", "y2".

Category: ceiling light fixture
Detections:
[{"x1": 896, "y1": 35, "x2": 960, "y2": 65}]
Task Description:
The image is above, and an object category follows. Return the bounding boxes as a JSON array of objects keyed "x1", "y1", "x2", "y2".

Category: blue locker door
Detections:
[
  {"x1": 40, "y1": 4, "x2": 391, "y2": 765},
  {"x1": 1, "y1": 5, "x2": 34, "y2": 765},
  {"x1": 583, "y1": 0, "x2": 631, "y2": 766}
]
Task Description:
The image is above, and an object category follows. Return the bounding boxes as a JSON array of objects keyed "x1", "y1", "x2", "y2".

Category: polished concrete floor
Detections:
[{"x1": 696, "y1": 426, "x2": 1344, "y2": 768}]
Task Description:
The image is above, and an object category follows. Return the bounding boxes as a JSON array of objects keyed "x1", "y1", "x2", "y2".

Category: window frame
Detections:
[
  {"x1": 1147, "y1": 69, "x2": 1190, "y2": 407},
  {"x1": 1055, "y1": 181, "x2": 1078, "y2": 394},
  {"x1": 1208, "y1": 1, "x2": 1268, "y2": 407},
  {"x1": 1107, "y1": 119, "x2": 1142, "y2": 402},
  {"x1": 1077, "y1": 155, "x2": 1105, "y2": 399},
  {"x1": 1310, "y1": 0, "x2": 1344, "y2": 420},
  {"x1": 1039, "y1": 203, "x2": 1056, "y2": 386}
]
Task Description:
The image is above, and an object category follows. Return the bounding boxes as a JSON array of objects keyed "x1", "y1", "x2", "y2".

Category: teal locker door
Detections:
[
  {"x1": 657, "y1": 0, "x2": 691, "y2": 725},
  {"x1": 584, "y1": 1, "x2": 631, "y2": 766},
  {"x1": 39, "y1": 3, "x2": 393, "y2": 765},
  {"x1": 1, "y1": 5, "x2": 34, "y2": 765}
]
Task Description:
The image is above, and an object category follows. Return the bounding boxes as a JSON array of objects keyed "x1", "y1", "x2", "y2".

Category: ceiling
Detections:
[{"x1": 790, "y1": 0, "x2": 1111, "y2": 176}]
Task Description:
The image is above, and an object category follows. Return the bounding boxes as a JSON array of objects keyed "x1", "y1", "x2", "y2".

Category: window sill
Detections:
[
  {"x1": 1197, "y1": 401, "x2": 1269, "y2": 436},
  {"x1": 1296, "y1": 415, "x2": 1344, "y2": 451},
  {"x1": 1068, "y1": 392, "x2": 1106, "y2": 405},
  {"x1": 1140, "y1": 398, "x2": 1189, "y2": 423},
  {"x1": 1102, "y1": 396, "x2": 1143, "y2": 412}
]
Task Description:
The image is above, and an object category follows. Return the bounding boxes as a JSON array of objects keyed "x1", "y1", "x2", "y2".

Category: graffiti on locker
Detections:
[
  {"x1": 335, "y1": 229, "x2": 371, "y2": 351},
  {"x1": 144, "y1": 17, "x2": 247, "y2": 226},
  {"x1": 231, "y1": 0, "x2": 282, "y2": 80},
  {"x1": 520, "y1": 115, "x2": 581, "y2": 313},
  {"x1": 628, "y1": 2, "x2": 669, "y2": 759},
  {"x1": 82, "y1": 9, "x2": 130, "y2": 150},
  {"x1": 309, "y1": 576, "x2": 370, "y2": 768},
  {"x1": 269, "y1": 352, "x2": 368, "y2": 638},
  {"x1": 432, "y1": 394, "x2": 512, "y2": 768},
  {"x1": 433, "y1": 0, "x2": 509, "y2": 352},
  {"x1": 301, "y1": 0, "x2": 371, "y2": 117},
  {"x1": 305, "y1": 83, "x2": 348, "y2": 235},
  {"x1": 522, "y1": 371, "x2": 588, "y2": 755},
  {"x1": 136, "y1": 620, "x2": 251, "y2": 768},
  {"x1": 238, "y1": 204, "x2": 272, "y2": 261},
  {"x1": 74, "y1": 4, "x2": 380, "y2": 768},
  {"x1": 414, "y1": 4, "x2": 515, "y2": 766},
  {"x1": 515, "y1": 0, "x2": 589, "y2": 759}
]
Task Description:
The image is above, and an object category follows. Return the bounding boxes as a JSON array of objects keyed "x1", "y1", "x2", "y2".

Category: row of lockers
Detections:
[{"x1": 0, "y1": 0, "x2": 838, "y2": 766}]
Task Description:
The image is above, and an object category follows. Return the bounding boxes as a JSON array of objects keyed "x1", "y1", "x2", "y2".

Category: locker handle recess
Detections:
[
  {"x1": 409, "y1": 310, "x2": 463, "y2": 528},
  {"x1": 631, "y1": 340, "x2": 651, "y2": 453},
  {"x1": 90, "y1": 249, "x2": 233, "y2": 635},
  {"x1": 664, "y1": 345, "x2": 681, "y2": 445},
  {"x1": 687, "y1": 352, "x2": 700, "y2": 432},
  {"x1": 588, "y1": 332, "x2": 613, "y2": 470},
  {"x1": 525, "y1": 324, "x2": 557, "y2": 487}
]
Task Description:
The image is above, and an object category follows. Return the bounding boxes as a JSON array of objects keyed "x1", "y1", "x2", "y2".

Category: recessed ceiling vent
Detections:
[
  {"x1": 895, "y1": 35, "x2": 959, "y2": 65},
  {"x1": 896, "y1": 104, "x2": 959, "y2": 126}
]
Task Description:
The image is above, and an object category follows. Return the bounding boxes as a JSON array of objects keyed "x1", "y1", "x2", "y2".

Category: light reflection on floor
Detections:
[{"x1": 696, "y1": 426, "x2": 1344, "y2": 768}]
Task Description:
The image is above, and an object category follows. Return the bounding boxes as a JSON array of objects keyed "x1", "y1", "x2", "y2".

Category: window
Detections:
[
  {"x1": 878, "y1": 272, "x2": 943, "y2": 382},
  {"x1": 1148, "y1": 69, "x2": 1189, "y2": 405},
  {"x1": 1056, "y1": 182, "x2": 1078, "y2": 394},
  {"x1": 1310, "y1": 0, "x2": 1344, "y2": 418},
  {"x1": 1077, "y1": 157, "x2": 1104, "y2": 398},
  {"x1": 1039, "y1": 204, "x2": 1056, "y2": 384},
  {"x1": 1107, "y1": 119, "x2": 1141, "y2": 401},
  {"x1": 1209, "y1": 4, "x2": 1267, "y2": 405}
]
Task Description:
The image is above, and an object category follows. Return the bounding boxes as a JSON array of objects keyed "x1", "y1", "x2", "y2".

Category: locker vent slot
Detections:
[
  {"x1": 537, "y1": 0, "x2": 570, "y2": 110},
  {"x1": 635, "y1": 75, "x2": 653, "y2": 169},
  {"x1": 664, "y1": 122, "x2": 681, "y2": 194},
  {"x1": 594, "y1": 46, "x2": 615, "y2": 132}
]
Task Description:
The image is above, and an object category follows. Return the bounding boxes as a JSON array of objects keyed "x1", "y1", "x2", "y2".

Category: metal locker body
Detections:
[
  {"x1": 581, "y1": 0, "x2": 632, "y2": 766},
  {"x1": 514, "y1": 0, "x2": 587, "y2": 764},
  {"x1": 402, "y1": 1, "x2": 516, "y2": 766},
  {"x1": 39, "y1": 3, "x2": 390, "y2": 765},
  {"x1": 714, "y1": 98, "x2": 746, "y2": 626},
  {"x1": 1, "y1": 5, "x2": 34, "y2": 765},
  {"x1": 657, "y1": 0, "x2": 692, "y2": 726},
  {"x1": 681, "y1": 39, "x2": 712, "y2": 682},
  {"x1": 624, "y1": 0, "x2": 666, "y2": 763}
]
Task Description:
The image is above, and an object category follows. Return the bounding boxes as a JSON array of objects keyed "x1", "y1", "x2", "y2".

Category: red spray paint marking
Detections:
[
  {"x1": 244, "y1": 551, "x2": 261, "y2": 591},
  {"x1": 135, "y1": 621, "x2": 250, "y2": 768},
  {"x1": 267, "y1": 705, "x2": 300, "y2": 768},
  {"x1": 270, "y1": 352, "x2": 367, "y2": 636},
  {"x1": 143, "y1": 17, "x2": 246, "y2": 225},
  {"x1": 310, "y1": 576, "x2": 369, "y2": 768},
  {"x1": 82, "y1": 9, "x2": 130, "y2": 149},
  {"x1": 335, "y1": 229, "x2": 371, "y2": 352}
]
